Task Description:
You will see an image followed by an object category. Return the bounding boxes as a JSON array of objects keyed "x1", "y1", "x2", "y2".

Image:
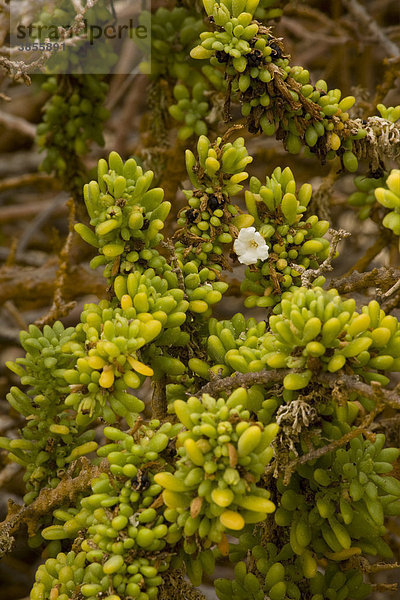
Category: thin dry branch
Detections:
[
  {"x1": 0, "y1": 260, "x2": 104, "y2": 307},
  {"x1": 330, "y1": 267, "x2": 400, "y2": 294},
  {"x1": 0, "y1": 198, "x2": 66, "y2": 224},
  {"x1": 346, "y1": 231, "x2": 392, "y2": 274},
  {"x1": 16, "y1": 193, "x2": 68, "y2": 257},
  {"x1": 35, "y1": 198, "x2": 78, "y2": 326},
  {"x1": 0, "y1": 110, "x2": 36, "y2": 138},
  {"x1": 350, "y1": 556, "x2": 400, "y2": 573},
  {"x1": 292, "y1": 228, "x2": 350, "y2": 287},
  {"x1": 281, "y1": 405, "x2": 380, "y2": 484},
  {"x1": 196, "y1": 369, "x2": 400, "y2": 410},
  {"x1": 0, "y1": 457, "x2": 109, "y2": 558},
  {"x1": 195, "y1": 370, "x2": 290, "y2": 397},
  {"x1": 152, "y1": 377, "x2": 168, "y2": 420},
  {"x1": 318, "y1": 372, "x2": 400, "y2": 410},
  {"x1": 0, "y1": 172, "x2": 56, "y2": 194},
  {"x1": 160, "y1": 240, "x2": 186, "y2": 295},
  {"x1": 159, "y1": 568, "x2": 207, "y2": 600},
  {"x1": 342, "y1": 0, "x2": 400, "y2": 58}
]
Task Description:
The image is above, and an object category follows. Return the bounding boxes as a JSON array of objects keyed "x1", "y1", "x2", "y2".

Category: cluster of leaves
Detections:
[
  {"x1": 155, "y1": 389, "x2": 278, "y2": 543},
  {"x1": 31, "y1": 422, "x2": 181, "y2": 600},
  {"x1": 34, "y1": 1, "x2": 116, "y2": 193},
  {"x1": 37, "y1": 75, "x2": 109, "y2": 192},
  {"x1": 4, "y1": 146, "x2": 400, "y2": 600},
  {"x1": 33, "y1": 0, "x2": 116, "y2": 72},
  {"x1": 139, "y1": 5, "x2": 225, "y2": 140},
  {"x1": 191, "y1": 0, "x2": 367, "y2": 168},
  {"x1": 0, "y1": 322, "x2": 94, "y2": 504},
  {"x1": 349, "y1": 167, "x2": 400, "y2": 247},
  {"x1": 2, "y1": 2, "x2": 400, "y2": 600}
]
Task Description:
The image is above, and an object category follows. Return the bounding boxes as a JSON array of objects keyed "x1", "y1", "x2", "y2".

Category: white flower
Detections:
[{"x1": 233, "y1": 227, "x2": 269, "y2": 265}]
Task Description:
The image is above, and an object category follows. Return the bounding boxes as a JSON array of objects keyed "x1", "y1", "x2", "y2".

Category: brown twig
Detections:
[
  {"x1": 330, "y1": 267, "x2": 400, "y2": 294},
  {"x1": 196, "y1": 369, "x2": 400, "y2": 409},
  {"x1": 16, "y1": 192, "x2": 68, "y2": 257},
  {"x1": 342, "y1": 0, "x2": 400, "y2": 58},
  {"x1": 309, "y1": 164, "x2": 339, "y2": 220},
  {"x1": 160, "y1": 240, "x2": 186, "y2": 295},
  {"x1": 0, "y1": 457, "x2": 109, "y2": 558},
  {"x1": 0, "y1": 260, "x2": 104, "y2": 307},
  {"x1": 0, "y1": 198, "x2": 66, "y2": 225},
  {"x1": 292, "y1": 228, "x2": 350, "y2": 287},
  {"x1": 354, "y1": 558, "x2": 400, "y2": 573},
  {"x1": 282, "y1": 405, "x2": 379, "y2": 484},
  {"x1": 159, "y1": 568, "x2": 207, "y2": 600},
  {"x1": 370, "y1": 583, "x2": 398, "y2": 592},
  {"x1": 151, "y1": 377, "x2": 168, "y2": 420},
  {"x1": 3, "y1": 300, "x2": 27, "y2": 330},
  {"x1": 195, "y1": 369, "x2": 290, "y2": 397},
  {"x1": 0, "y1": 172, "x2": 56, "y2": 193},
  {"x1": 0, "y1": 110, "x2": 36, "y2": 138},
  {"x1": 346, "y1": 231, "x2": 392, "y2": 274},
  {"x1": 35, "y1": 198, "x2": 77, "y2": 326}
]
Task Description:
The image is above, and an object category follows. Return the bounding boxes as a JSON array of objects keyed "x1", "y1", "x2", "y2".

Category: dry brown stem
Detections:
[
  {"x1": 159, "y1": 568, "x2": 207, "y2": 600},
  {"x1": 0, "y1": 457, "x2": 109, "y2": 558},
  {"x1": 0, "y1": 110, "x2": 36, "y2": 138},
  {"x1": 346, "y1": 231, "x2": 392, "y2": 274},
  {"x1": 0, "y1": 260, "x2": 104, "y2": 308},
  {"x1": 0, "y1": 173, "x2": 56, "y2": 194},
  {"x1": 330, "y1": 267, "x2": 400, "y2": 294},
  {"x1": 196, "y1": 369, "x2": 400, "y2": 409},
  {"x1": 342, "y1": 0, "x2": 400, "y2": 58},
  {"x1": 152, "y1": 377, "x2": 168, "y2": 420},
  {"x1": 293, "y1": 228, "x2": 350, "y2": 287},
  {"x1": 281, "y1": 405, "x2": 380, "y2": 484},
  {"x1": 34, "y1": 198, "x2": 78, "y2": 326}
]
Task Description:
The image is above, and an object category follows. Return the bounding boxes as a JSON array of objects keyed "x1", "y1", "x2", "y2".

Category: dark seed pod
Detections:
[
  {"x1": 186, "y1": 208, "x2": 200, "y2": 223},
  {"x1": 216, "y1": 50, "x2": 229, "y2": 63},
  {"x1": 269, "y1": 42, "x2": 282, "y2": 59},
  {"x1": 247, "y1": 49, "x2": 264, "y2": 68},
  {"x1": 207, "y1": 194, "x2": 224, "y2": 211}
]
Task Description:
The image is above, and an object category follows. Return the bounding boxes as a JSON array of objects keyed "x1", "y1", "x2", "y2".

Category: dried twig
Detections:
[
  {"x1": 370, "y1": 583, "x2": 398, "y2": 592},
  {"x1": 0, "y1": 457, "x2": 108, "y2": 558},
  {"x1": 282, "y1": 405, "x2": 379, "y2": 484},
  {"x1": 342, "y1": 0, "x2": 400, "y2": 58},
  {"x1": 159, "y1": 568, "x2": 207, "y2": 600},
  {"x1": 16, "y1": 193, "x2": 68, "y2": 256},
  {"x1": 293, "y1": 228, "x2": 350, "y2": 287},
  {"x1": 160, "y1": 240, "x2": 186, "y2": 295},
  {"x1": 3, "y1": 300, "x2": 27, "y2": 330},
  {"x1": 0, "y1": 198, "x2": 66, "y2": 225},
  {"x1": 330, "y1": 267, "x2": 400, "y2": 294},
  {"x1": 152, "y1": 377, "x2": 167, "y2": 420},
  {"x1": 0, "y1": 173, "x2": 55, "y2": 194},
  {"x1": 381, "y1": 276, "x2": 400, "y2": 300},
  {"x1": 196, "y1": 369, "x2": 400, "y2": 409},
  {"x1": 0, "y1": 260, "x2": 104, "y2": 307},
  {"x1": 35, "y1": 198, "x2": 77, "y2": 326},
  {"x1": 195, "y1": 370, "x2": 290, "y2": 397},
  {"x1": 0, "y1": 110, "x2": 36, "y2": 137},
  {"x1": 346, "y1": 230, "x2": 392, "y2": 274},
  {"x1": 350, "y1": 556, "x2": 400, "y2": 573}
]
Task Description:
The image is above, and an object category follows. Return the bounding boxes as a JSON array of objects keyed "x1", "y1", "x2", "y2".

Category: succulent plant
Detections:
[{"x1": 191, "y1": 0, "x2": 366, "y2": 168}]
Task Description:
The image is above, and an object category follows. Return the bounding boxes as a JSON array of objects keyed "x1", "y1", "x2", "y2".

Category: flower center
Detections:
[{"x1": 250, "y1": 240, "x2": 259, "y2": 248}]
